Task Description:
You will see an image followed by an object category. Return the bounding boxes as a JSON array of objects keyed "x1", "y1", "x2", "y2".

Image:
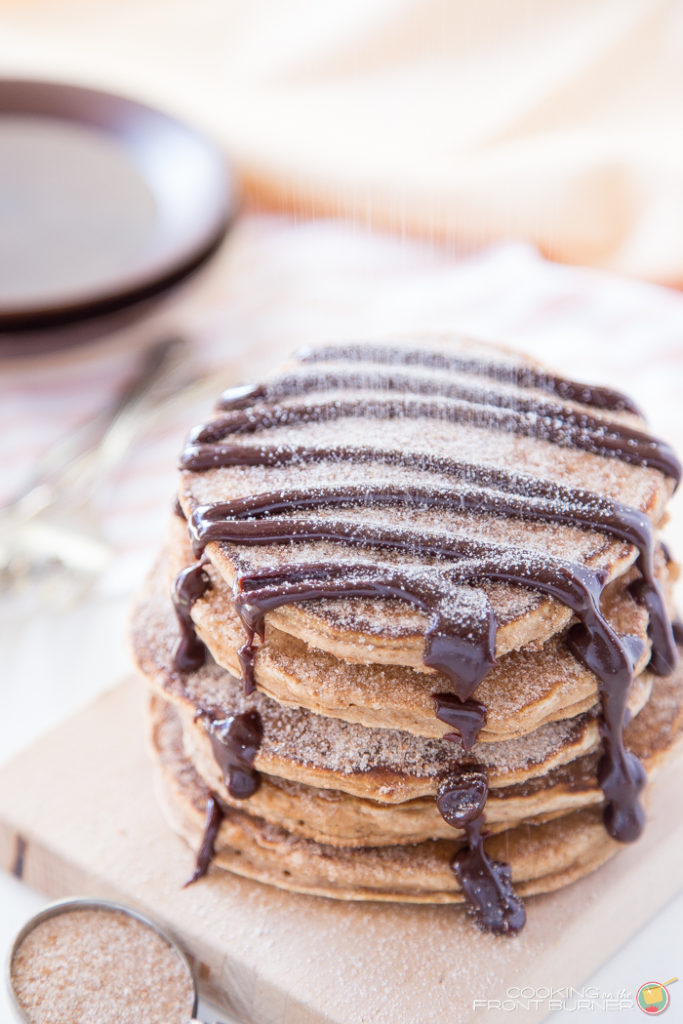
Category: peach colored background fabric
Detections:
[{"x1": 2, "y1": 0, "x2": 683, "y2": 282}]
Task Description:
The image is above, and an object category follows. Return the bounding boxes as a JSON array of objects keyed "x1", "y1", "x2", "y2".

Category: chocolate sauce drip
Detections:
[
  {"x1": 191, "y1": 396, "x2": 680, "y2": 482},
  {"x1": 203, "y1": 710, "x2": 263, "y2": 799},
  {"x1": 628, "y1": 578, "x2": 678, "y2": 677},
  {"x1": 187, "y1": 462, "x2": 676, "y2": 683},
  {"x1": 673, "y1": 618, "x2": 683, "y2": 646},
  {"x1": 184, "y1": 793, "x2": 224, "y2": 886},
  {"x1": 454, "y1": 817, "x2": 526, "y2": 935},
  {"x1": 237, "y1": 630, "x2": 257, "y2": 695},
  {"x1": 567, "y1": 627, "x2": 646, "y2": 841},
  {"x1": 436, "y1": 770, "x2": 525, "y2": 934},
  {"x1": 172, "y1": 561, "x2": 211, "y2": 673},
  {"x1": 434, "y1": 694, "x2": 488, "y2": 749},
  {"x1": 299, "y1": 343, "x2": 641, "y2": 415},
  {"x1": 436, "y1": 768, "x2": 488, "y2": 827},
  {"x1": 173, "y1": 497, "x2": 186, "y2": 520},
  {"x1": 189, "y1": 476, "x2": 676, "y2": 672}
]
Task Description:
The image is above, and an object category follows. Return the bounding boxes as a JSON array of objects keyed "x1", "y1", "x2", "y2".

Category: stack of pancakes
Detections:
[{"x1": 132, "y1": 336, "x2": 683, "y2": 934}]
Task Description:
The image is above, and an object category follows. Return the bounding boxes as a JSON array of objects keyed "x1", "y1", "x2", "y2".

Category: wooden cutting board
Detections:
[{"x1": 0, "y1": 678, "x2": 681, "y2": 1024}]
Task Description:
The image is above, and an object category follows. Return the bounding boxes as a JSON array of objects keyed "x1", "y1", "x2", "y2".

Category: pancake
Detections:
[{"x1": 131, "y1": 334, "x2": 682, "y2": 935}]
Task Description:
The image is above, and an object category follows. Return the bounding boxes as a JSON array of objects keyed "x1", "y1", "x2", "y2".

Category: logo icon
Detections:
[{"x1": 637, "y1": 978, "x2": 678, "y2": 1015}]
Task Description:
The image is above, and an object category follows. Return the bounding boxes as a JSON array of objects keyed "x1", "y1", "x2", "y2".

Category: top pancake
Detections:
[{"x1": 178, "y1": 336, "x2": 676, "y2": 671}]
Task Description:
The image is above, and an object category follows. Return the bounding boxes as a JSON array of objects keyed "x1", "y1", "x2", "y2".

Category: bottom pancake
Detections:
[{"x1": 149, "y1": 694, "x2": 626, "y2": 904}]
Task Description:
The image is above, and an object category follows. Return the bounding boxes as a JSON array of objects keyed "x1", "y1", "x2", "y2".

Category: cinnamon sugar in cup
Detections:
[{"x1": 7, "y1": 898, "x2": 197, "y2": 1024}]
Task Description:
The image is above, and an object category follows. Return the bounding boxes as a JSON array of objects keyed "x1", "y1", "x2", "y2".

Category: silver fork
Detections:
[{"x1": 0, "y1": 335, "x2": 189, "y2": 584}]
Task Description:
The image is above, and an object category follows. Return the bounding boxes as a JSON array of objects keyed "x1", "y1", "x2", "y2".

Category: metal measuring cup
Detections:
[{"x1": 6, "y1": 897, "x2": 204, "y2": 1023}]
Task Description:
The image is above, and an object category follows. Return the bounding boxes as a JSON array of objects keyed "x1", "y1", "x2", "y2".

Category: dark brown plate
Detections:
[{"x1": 0, "y1": 79, "x2": 235, "y2": 330}]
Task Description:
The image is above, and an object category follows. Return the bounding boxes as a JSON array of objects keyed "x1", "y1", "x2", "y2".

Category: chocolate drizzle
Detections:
[
  {"x1": 237, "y1": 630, "x2": 258, "y2": 695},
  {"x1": 434, "y1": 694, "x2": 488, "y2": 749},
  {"x1": 567, "y1": 627, "x2": 647, "y2": 841},
  {"x1": 171, "y1": 342, "x2": 681, "y2": 930},
  {"x1": 190, "y1": 396, "x2": 679, "y2": 481},
  {"x1": 185, "y1": 711, "x2": 263, "y2": 884},
  {"x1": 203, "y1": 710, "x2": 263, "y2": 799},
  {"x1": 219, "y1": 367, "x2": 639, "y2": 419},
  {"x1": 298, "y1": 343, "x2": 643, "y2": 416},
  {"x1": 192, "y1": 346, "x2": 680, "y2": 481},
  {"x1": 172, "y1": 561, "x2": 211, "y2": 673},
  {"x1": 673, "y1": 618, "x2": 683, "y2": 647},
  {"x1": 436, "y1": 770, "x2": 525, "y2": 934},
  {"x1": 628, "y1": 577, "x2": 678, "y2": 677},
  {"x1": 185, "y1": 793, "x2": 224, "y2": 886}
]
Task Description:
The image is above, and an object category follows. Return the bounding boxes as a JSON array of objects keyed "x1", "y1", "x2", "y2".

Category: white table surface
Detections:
[{"x1": 1, "y1": 216, "x2": 682, "y2": 1023}]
